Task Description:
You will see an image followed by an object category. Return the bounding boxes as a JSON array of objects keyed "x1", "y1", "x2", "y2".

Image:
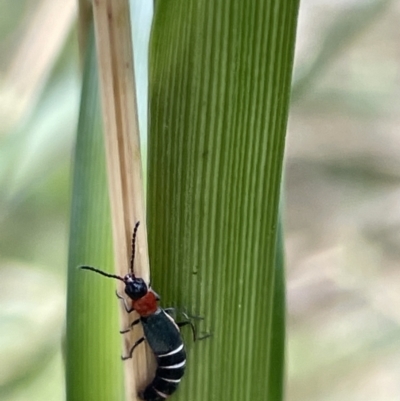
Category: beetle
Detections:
[{"x1": 80, "y1": 221, "x2": 196, "y2": 401}]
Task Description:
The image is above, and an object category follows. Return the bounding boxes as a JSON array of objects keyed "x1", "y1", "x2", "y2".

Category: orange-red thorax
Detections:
[{"x1": 132, "y1": 291, "x2": 158, "y2": 317}]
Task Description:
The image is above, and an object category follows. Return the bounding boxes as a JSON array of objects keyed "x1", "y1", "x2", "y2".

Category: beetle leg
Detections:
[
  {"x1": 120, "y1": 318, "x2": 140, "y2": 334},
  {"x1": 116, "y1": 290, "x2": 134, "y2": 313},
  {"x1": 182, "y1": 311, "x2": 205, "y2": 321},
  {"x1": 177, "y1": 320, "x2": 197, "y2": 341},
  {"x1": 178, "y1": 312, "x2": 211, "y2": 342},
  {"x1": 119, "y1": 319, "x2": 140, "y2": 334},
  {"x1": 197, "y1": 331, "x2": 212, "y2": 341},
  {"x1": 121, "y1": 337, "x2": 145, "y2": 360}
]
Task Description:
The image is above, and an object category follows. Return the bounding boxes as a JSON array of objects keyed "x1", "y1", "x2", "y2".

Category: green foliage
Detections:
[
  {"x1": 66, "y1": 30, "x2": 124, "y2": 401},
  {"x1": 148, "y1": 1, "x2": 298, "y2": 401}
]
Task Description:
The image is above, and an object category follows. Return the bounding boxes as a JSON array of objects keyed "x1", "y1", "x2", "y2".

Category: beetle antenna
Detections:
[
  {"x1": 129, "y1": 221, "x2": 140, "y2": 274},
  {"x1": 80, "y1": 265, "x2": 125, "y2": 282}
]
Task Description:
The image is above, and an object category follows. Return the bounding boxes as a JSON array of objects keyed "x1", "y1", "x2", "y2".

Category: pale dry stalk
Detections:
[{"x1": 91, "y1": 0, "x2": 152, "y2": 399}]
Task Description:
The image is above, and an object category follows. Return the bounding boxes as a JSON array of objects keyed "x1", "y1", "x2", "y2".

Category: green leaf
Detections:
[
  {"x1": 65, "y1": 29, "x2": 124, "y2": 401},
  {"x1": 148, "y1": 2, "x2": 298, "y2": 401},
  {"x1": 268, "y1": 218, "x2": 286, "y2": 401}
]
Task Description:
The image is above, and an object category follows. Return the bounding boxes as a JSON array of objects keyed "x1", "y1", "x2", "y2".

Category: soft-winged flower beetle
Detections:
[{"x1": 80, "y1": 221, "x2": 204, "y2": 401}]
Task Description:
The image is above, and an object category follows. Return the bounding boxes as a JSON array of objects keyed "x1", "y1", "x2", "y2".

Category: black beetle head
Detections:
[{"x1": 123, "y1": 274, "x2": 148, "y2": 300}]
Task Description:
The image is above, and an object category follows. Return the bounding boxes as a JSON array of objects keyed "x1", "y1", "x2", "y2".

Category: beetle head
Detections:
[{"x1": 123, "y1": 274, "x2": 148, "y2": 300}]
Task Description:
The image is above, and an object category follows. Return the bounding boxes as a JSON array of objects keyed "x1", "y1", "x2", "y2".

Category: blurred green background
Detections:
[{"x1": 1, "y1": 0, "x2": 399, "y2": 400}]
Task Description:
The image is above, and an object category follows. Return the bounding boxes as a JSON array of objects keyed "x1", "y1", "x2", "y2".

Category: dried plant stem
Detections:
[{"x1": 92, "y1": 0, "x2": 151, "y2": 399}]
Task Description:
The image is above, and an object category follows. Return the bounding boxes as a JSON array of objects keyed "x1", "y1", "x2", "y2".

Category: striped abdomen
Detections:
[{"x1": 140, "y1": 309, "x2": 186, "y2": 401}]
